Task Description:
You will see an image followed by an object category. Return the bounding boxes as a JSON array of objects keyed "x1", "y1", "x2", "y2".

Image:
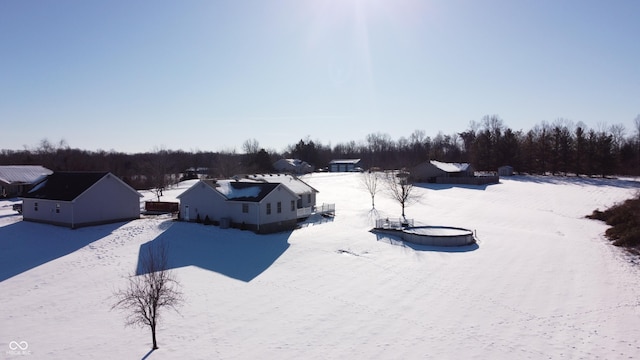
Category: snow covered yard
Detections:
[{"x1": 1, "y1": 173, "x2": 640, "y2": 359}]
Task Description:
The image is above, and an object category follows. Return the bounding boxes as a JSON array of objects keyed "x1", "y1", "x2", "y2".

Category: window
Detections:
[
  {"x1": 277, "y1": 202, "x2": 282, "y2": 213},
  {"x1": 242, "y1": 203, "x2": 249, "y2": 213},
  {"x1": 34, "y1": 202, "x2": 38, "y2": 212},
  {"x1": 307, "y1": 194, "x2": 311, "y2": 203},
  {"x1": 55, "y1": 203, "x2": 60, "y2": 213},
  {"x1": 291, "y1": 200, "x2": 295, "y2": 211},
  {"x1": 266, "y1": 203, "x2": 271, "y2": 215}
]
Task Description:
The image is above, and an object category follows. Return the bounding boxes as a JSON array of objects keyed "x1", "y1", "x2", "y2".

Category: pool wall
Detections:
[{"x1": 373, "y1": 226, "x2": 476, "y2": 247}]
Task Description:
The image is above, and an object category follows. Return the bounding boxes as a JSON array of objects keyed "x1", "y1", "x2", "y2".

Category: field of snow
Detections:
[{"x1": 2, "y1": 173, "x2": 640, "y2": 359}]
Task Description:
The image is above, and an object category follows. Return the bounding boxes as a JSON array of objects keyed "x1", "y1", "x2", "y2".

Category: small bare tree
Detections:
[
  {"x1": 361, "y1": 170, "x2": 381, "y2": 208},
  {"x1": 112, "y1": 242, "x2": 183, "y2": 350},
  {"x1": 385, "y1": 170, "x2": 419, "y2": 220}
]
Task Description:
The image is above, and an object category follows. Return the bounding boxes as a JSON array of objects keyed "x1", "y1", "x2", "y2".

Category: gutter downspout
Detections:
[
  {"x1": 71, "y1": 199, "x2": 75, "y2": 229},
  {"x1": 256, "y1": 201, "x2": 260, "y2": 233}
]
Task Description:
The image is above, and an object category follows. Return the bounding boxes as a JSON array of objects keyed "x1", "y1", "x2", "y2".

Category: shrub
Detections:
[{"x1": 588, "y1": 194, "x2": 640, "y2": 250}]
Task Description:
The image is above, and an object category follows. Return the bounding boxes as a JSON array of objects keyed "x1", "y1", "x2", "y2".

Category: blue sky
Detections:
[{"x1": 1, "y1": 0, "x2": 639, "y2": 153}]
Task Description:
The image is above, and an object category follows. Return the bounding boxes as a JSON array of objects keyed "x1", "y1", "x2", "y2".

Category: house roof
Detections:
[
  {"x1": 329, "y1": 159, "x2": 361, "y2": 164},
  {"x1": 0, "y1": 165, "x2": 52, "y2": 185},
  {"x1": 23, "y1": 172, "x2": 110, "y2": 201},
  {"x1": 430, "y1": 160, "x2": 472, "y2": 173},
  {"x1": 274, "y1": 159, "x2": 309, "y2": 167},
  {"x1": 207, "y1": 180, "x2": 282, "y2": 202},
  {"x1": 243, "y1": 174, "x2": 319, "y2": 194}
]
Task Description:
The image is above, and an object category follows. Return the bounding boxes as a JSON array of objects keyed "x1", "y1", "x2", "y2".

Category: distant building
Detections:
[
  {"x1": 329, "y1": 159, "x2": 362, "y2": 172},
  {"x1": 498, "y1": 165, "x2": 514, "y2": 177},
  {"x1": 273, "y1": 159, "x2": 314, "y2": 174},
  {"x1": 21, "y1": 172, "x2": 142, "y2": 228},
  {"x1": 412, "y1": 160, "x2": 498, "y2": 185},
  {"x1": 412, "y1": 160, "x2": 474, "y2": 182},
  {"x1": 181, "y1": 167, "x2": 210, "y2": 180},
  {"x1": 0, "y1": 165, "x2": 52, "y2": 198}
]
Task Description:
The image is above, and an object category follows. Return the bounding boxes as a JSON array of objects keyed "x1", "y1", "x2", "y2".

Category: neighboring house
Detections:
[
  {"x1": 242, "y1": 174, "x2": 319, "y2": 218},
  {"x1": 498, "y1": 165, "x2": 514, "y2": 177},
  {"x1": 21, "y1": 172, "x2": 142, "y2": 229},
  {"x1": 177, "y1": 179, "x2": 301, "y2": 234},
  {"x1": 273, "y1": 159, "x2": 314, "y2": 174},
  {"x1": 181, "y1": 167, "x2": 210, "y2": 180},
  {"x1": 329, "y1": 159, "x2": 362, "y2": 172},
  {"x1": 0, "y1": 165, "x2": 52, "y2": 198},
  {"x1": 413, "y1": 160, "x2": 500, "y2": 185},
  {"x1": 412, "y1": 160, "x2": 475, "y2": 183}
]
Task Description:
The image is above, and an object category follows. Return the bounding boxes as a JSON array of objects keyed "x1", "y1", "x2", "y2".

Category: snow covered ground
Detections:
[{"x1": 1, "y1": 173, "x2": 640, "y2": 359}]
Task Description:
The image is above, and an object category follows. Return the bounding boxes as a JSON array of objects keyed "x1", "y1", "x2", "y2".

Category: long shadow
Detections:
[
  {"x1": 413, "y1": 182, "x2": 496, "y2": 191},
  {"x1": 136, "y1": 222, "x2": 291, "y2": 282},
  {"x1": 298, "y1": 213, "x2": 335, "y2": 228},
  {"x1": 372, "y1": 232, "x2": 479, "y2": 253},
  {"x1": 506, "y1": 175, "x2": 640, "y2": 189},
  {"x1": 141, "y1": 349, "x2": 155, "y2": 360},
  {"x1": 0, "y1": 221, "x2": 124, "y2": 282}
]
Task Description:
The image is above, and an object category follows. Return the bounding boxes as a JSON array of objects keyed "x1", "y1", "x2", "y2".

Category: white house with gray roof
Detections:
[
  {"x1": 273, "y1": 159, "x2": 314, "y2": 174},
  {"x1": 241, "y1": 174, "x2": 318, "y2": 218},
  {"x1": 177, "y1": 179, "x2": 301, "y2": 234}
]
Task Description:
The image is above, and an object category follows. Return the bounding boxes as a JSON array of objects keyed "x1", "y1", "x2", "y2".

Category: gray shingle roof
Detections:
[{"x1": 22, "y1": 172, "x2": 109, "y2": 201}]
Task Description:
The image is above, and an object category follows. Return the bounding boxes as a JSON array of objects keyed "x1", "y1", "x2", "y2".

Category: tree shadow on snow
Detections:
[
  {"x1": 0, "y1": 221, "x2": 125, "y2": 282},
  {"x1": 372, "y1": 232, "x2": 479, "y2": 253},
  {"x1": 135, "y1": 222, "x2": 291, "y2": 282},
  {"x1": 506, "y1": 175, "x2": 640, "y2": 189}
]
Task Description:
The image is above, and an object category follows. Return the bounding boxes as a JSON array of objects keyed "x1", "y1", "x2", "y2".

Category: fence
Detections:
[
  {"x1": 315, "y1": 203, "x2": 335, "y2": 215},
  {"x1": 297, "y1": 203, "x2": 335, "y2": 218},
  {"x1": 144, "y1": 201, "x2": 179, "y2": 213},
  {"x1": 375, "y1": 217, "x2": 414, "y2": 229}
]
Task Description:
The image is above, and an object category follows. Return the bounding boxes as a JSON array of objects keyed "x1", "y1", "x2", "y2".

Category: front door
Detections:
[{"x1": 184, "y1": 205, "x2": 190, "y2": 221}]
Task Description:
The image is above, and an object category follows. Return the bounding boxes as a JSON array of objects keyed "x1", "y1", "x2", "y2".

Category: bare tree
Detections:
[
  {"x1": 361, "y1": 170, "x2": 381, "y2": 208},
  {"x1": 147, "y1": 146, "x2": 169, "y2": 201},
  {"x1": 242, "y1": 138, "x2": 260, "y2": 155},
  {"x1": 112, "y1": 242, "x2": 183, "y2": 350},
  {"x1": 609, "y1": 123, "x2": 626, "y2": 152},
  {"x1": 384, "y1": 170, "x2": 420, "y2": 220}
]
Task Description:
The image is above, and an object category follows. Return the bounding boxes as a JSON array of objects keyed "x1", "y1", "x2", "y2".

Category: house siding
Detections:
[
  {"x1": 22, "y1": 174, "x2": 140, "y2": 228},
  {"x1": 22, "y1": 199, "x2": 73, "y2": 226},
  {"x1": 179, "y1": 181, "x2": 299, "y2": 233},
  {"x1": 178, "y1": 183, "x2": 228, "y2": 222},
  {"x1": 72, "y1": 175, "x2": 140, "y2": 227},
  {"x1": 411, "y1": 163, "x2": 446, "y2": 182}
]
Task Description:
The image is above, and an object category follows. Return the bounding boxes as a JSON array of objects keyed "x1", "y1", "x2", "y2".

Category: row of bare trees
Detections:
[
  {"x1": 287, "y1": 115, "x2": 640, "y2": 176},
  {"x1": 3, "y1": 114, "x2": 640, "y2": 182}
]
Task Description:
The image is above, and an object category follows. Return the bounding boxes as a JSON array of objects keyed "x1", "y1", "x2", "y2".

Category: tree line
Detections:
[{"x1": 2, "y1": 114, "x2": 640, "y2": 189}]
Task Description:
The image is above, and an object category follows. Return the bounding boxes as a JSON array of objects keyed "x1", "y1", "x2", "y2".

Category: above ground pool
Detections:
[{"x1": 373, "y1": 225, "x2": 475, "y2": 247}]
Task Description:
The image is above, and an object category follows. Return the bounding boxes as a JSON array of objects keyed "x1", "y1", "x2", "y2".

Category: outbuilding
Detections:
[
  {"x1": 21, "y1": 172, "x2": 142, "y2": 228},
  {"x1": 498, "y1": 165, "x2": 514, "y2": 176},
  {"x1": 412, "y1": 160, "x2": 499, "y2": 185},
  {"x1": 329, "y1": 159, "x2": 362, "y2": 172},
  {"x1": 412, "y1": 160, "x2": 475, "y2": 182}
]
